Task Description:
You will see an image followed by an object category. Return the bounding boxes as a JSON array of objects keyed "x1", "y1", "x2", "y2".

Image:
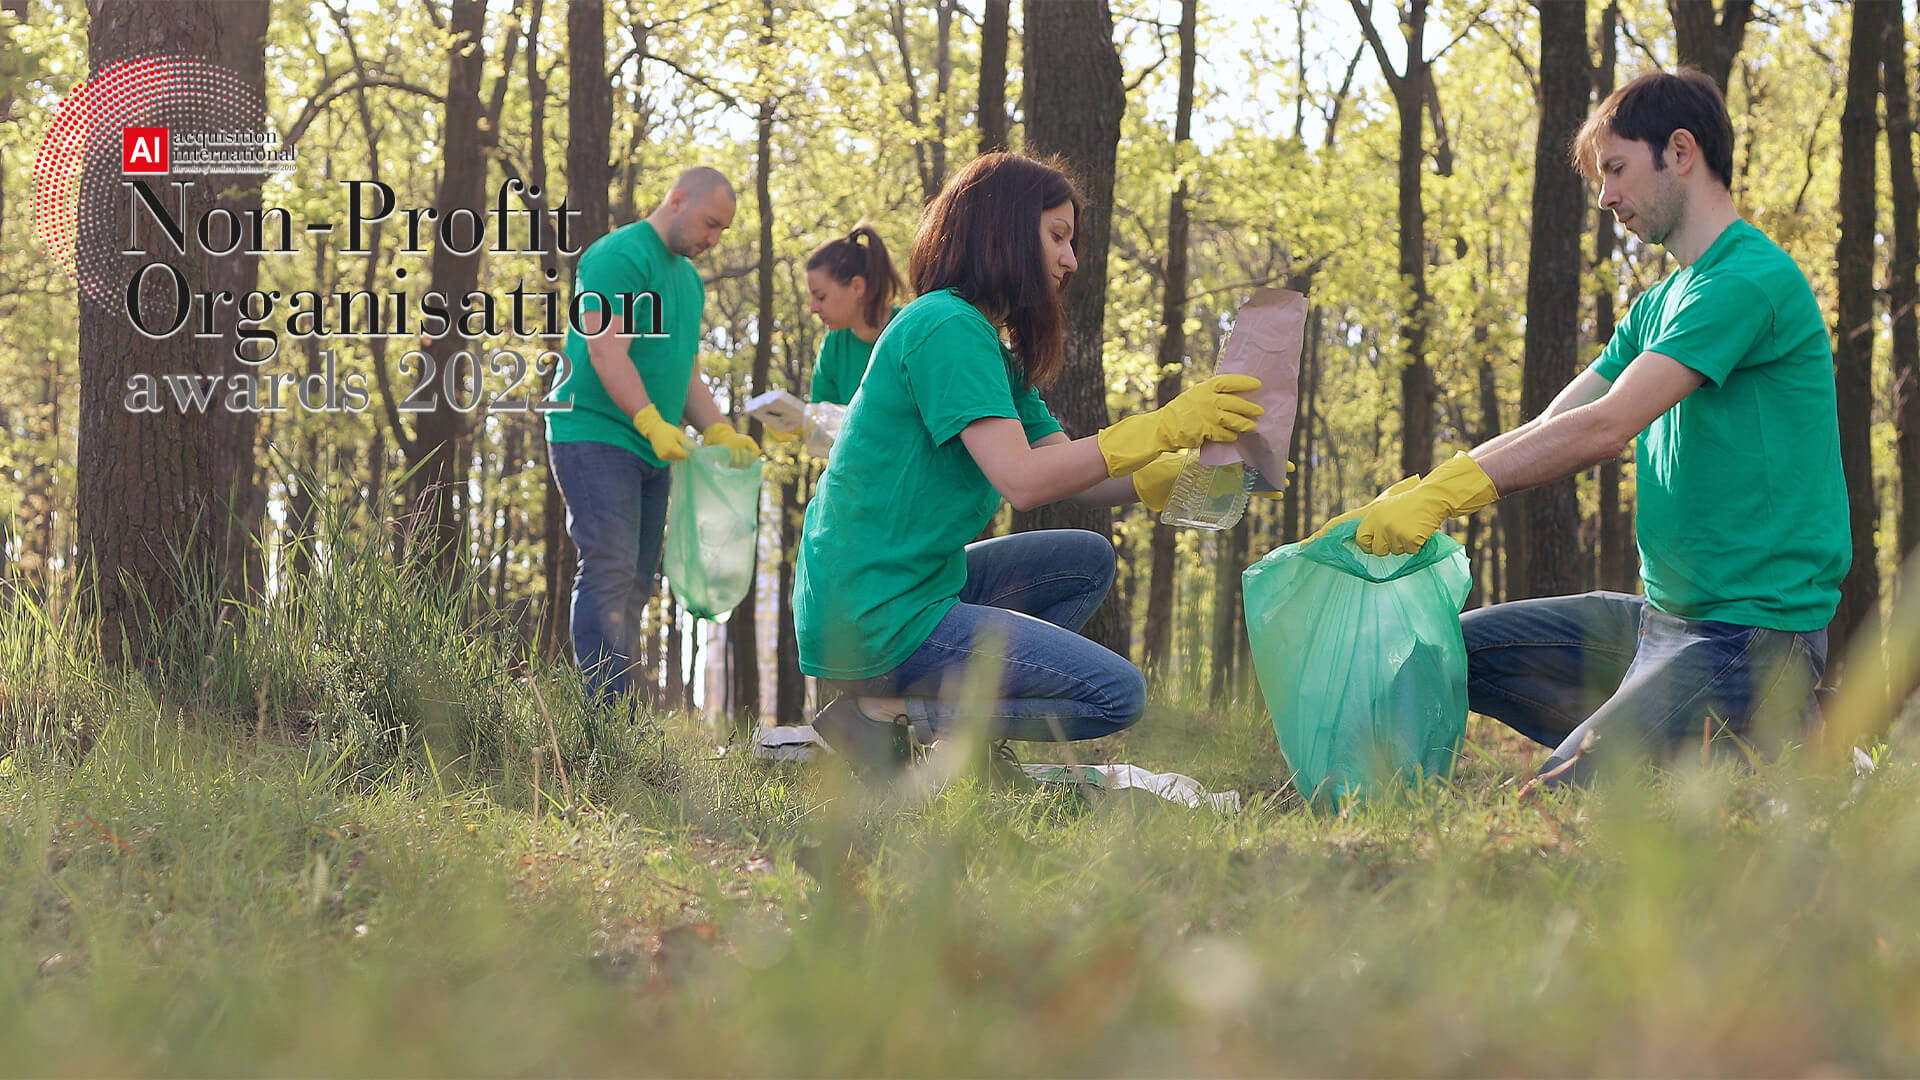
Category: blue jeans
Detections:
[
  {"x1": 840, "y1": 529, "x2": 1146, "y2": 743},
  {"x1": 549, "y1": 440, "x2": 672, "y2": 705},
  {"x1": 1462, "y1": 591, "x2": 1827, "y2": 786}
]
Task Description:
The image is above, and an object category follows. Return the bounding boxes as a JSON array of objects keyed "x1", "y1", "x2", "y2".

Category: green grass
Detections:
[
  {"x1": 4, "y1": 670, "x2": 1920, "y2": 1075},
  {"x1": 5, "y1": 481, "x2": 1920, "y2": 1074}
]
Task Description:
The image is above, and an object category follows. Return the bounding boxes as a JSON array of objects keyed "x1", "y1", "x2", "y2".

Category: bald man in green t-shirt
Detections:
[
  {"x1": 1313, "y1": 70, "x2": 1849, "y2": 789},
  {"x1": 545, "y1": 167, "x2": 762, "y2": 707}
]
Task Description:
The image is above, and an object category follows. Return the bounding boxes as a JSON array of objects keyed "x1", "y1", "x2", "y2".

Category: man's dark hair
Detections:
[
  {"x1": 1573, "y1": 68, "x2": 1735, "y2": 190},
  {"x1": 910, "y1": 151, "x2": 1083, "y2": 388}
]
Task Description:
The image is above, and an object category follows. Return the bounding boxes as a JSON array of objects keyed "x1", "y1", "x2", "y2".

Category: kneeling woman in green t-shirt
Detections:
[
  {"x1": 792, "y1": 151, "x2": 1261, "y2": 777},
  {"x1": 804, "y1": 221, "x2": 905, "y2": 406}
]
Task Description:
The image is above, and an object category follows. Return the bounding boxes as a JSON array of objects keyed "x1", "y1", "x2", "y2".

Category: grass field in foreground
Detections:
[{"x1": 3, "y1": 672, "x2": 1919, "y2": 1077}]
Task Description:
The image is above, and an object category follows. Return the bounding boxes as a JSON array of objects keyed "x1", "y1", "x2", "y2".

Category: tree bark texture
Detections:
[
  {"x1": 1885, "y1": 3, "x2": 1920, "y2": 575},
  {"x1": 545, "y1": 0, "x2": 612, "y2": 659},
  {"x1": 1140, "y1": 0, "x2": 1196, "y2": 677},
  {"x1": 1668, "y1": 0, "x2": 1752, "y2": 92},
  {"x1": 977, "y1": 0, "x2": 1011, "y2": 153},
  {"x1": 410, "y1": 0, "x2": 488, "y2": 583},
  {"x1": 1350, "y1": 0, "x2": 1437, "y2": 478},
  {"x1": 1514, "y1": 0, "x2": 1590, "y2": 600},
  {"x1": 1016, "y1": 0, "x2": 1127, "y2": 657},
  {"x1": 1832, "y1": 0, "x2": 1885, "y2": 648},
  {"x1": 1591, "y1": 2, "x2": 1635, "y2": 595},
  {"x1": 76, "y1": 0, "x2": 269, "y2": 663},
  {"x1": 729, "y1": 11, "x2": 778, "y2": 726}
]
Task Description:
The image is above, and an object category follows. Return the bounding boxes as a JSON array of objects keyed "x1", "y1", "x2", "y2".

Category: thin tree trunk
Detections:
[
  {"x1": 1351, "y1": 0, "x2": 1438, "y2": 477},
  {"x1": 1141, "y1": 0, "x2": 1196, "y2": 677},
  {"x1": 1516, "y1": 0, "x2": 1590, "y2": 600},
  {"x1": 1592, "y1": 2, "x2": 1634, "y2": 595},
  {"x1": 977, "y1": 0, "x2": 1010, "y2": 153},
  {"x1": 551, "y1": 0, "x2": 611, "y2": 660},
  {"x1": 1886, "y1": 2, "x2": 1920, "y2": 577},
  {"x1": 1832, "y1": 0, "x2": 1886, "y2": 648},
  {"x1": 410, "y1": 0, "x2": 489, "y2": 583},
  {"x1": 1016, "y1": 0, "x2": 1127, "y2": 657},
  {"x1": 728, "y1": 3, "x2": 778, "y2": 728}
]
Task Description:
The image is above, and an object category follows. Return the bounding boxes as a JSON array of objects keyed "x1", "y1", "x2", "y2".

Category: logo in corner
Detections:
[{"x1": 121, "y1": 126, "x2": 169, "y2": 173}]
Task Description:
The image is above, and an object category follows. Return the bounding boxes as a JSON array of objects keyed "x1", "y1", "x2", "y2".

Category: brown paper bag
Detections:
[{"x1": 1196, "y1": 287, "x2": 1305, "y2": 490}]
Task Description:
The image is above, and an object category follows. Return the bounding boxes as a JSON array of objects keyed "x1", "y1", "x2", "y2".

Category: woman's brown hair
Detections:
[
  {"x1": 805, "y1": 221, "x2": 905, "y2": 331},
  {"x1": 909, "y1": 151, "x2": 1083, "y2": 388}
]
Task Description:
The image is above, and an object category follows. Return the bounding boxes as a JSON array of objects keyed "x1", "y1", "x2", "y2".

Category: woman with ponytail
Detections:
[
  {"x1": 793, "y1": 152, "x2": 1263, "y2": 780},
  {"x1": 804, "y1": 222, "x2": 906, "y2": 405}
]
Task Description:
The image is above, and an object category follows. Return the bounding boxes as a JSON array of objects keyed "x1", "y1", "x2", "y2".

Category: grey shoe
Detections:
[{"x1": 811, "y1": 697, "x2": 911, "y2": 780}]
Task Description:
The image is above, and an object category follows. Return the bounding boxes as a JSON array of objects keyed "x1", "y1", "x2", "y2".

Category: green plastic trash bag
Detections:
[
  {"x1": 1241, "y1": 519, "x2": 1472, "y2": 806},
  {"x1": 663, "y1": 446, "x2": 764, "y2": 621}
]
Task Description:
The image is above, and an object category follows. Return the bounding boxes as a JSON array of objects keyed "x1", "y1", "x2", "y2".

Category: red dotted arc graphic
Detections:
[{"x1": 31, "y1": 55, "x2": 266, "y2": 306}]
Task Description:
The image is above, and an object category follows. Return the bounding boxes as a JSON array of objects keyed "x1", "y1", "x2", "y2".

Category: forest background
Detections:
[{"x1": 0, "y1": 0, "x2": 1911, "y2": 727}]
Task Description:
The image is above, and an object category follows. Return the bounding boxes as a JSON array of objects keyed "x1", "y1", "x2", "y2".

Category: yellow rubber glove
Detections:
[
  {"x1": 1139, "y1": 458, "x2": 1295, "y2": 514},
  {"x1": 1306, "y1": 473, "x2": 1421, "y2": 542},
  {"x1": 1354, "y1": 451, "x2": 1499, "y2": 555},
  {"x1": 632, "y1": 404, "x2": 690, "y2": 462},
  {"x1": 1131, "y1": 452, "x2": 1186, "y2": 513},
  {"x1": 702, "y1": 420, "x2": 762, "y2": 468},
  {"x1": 1095, "y1": 374, "x2": 1264, "y2": 477}
]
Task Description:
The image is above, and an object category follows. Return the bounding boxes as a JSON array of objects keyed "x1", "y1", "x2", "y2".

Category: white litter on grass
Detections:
[
  {"x1": 1021, "y1": 763, "x2": 1242, "y2": 813},
  {"x1": 752, "y1": 725, "x2": 828, "y2": 762}
]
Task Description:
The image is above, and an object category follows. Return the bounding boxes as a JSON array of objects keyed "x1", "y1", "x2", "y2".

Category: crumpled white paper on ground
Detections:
[{"x1": 1021, "y1": 763, "x2": 1242, "y2": 813}]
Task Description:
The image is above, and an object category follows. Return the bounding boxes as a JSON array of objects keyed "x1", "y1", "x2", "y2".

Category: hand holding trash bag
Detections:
[
  {"x1": 1353, "y1": 451, "x2": 1499, "y2": 555},
  {"x1": 632, "y1": 404, "x2": 692, "y2": 462},
  {"x1": 701, "y1": 420, "x2": 762, "y2": 468},
  {"x1": 1306, "y1": 473, "x2": 1422, "y2": 543}
]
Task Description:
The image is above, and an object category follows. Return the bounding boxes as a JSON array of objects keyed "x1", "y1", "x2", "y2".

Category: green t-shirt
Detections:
[
  {"x1": 544, "y1": 221, "x2": 704, "y2": 466},
  {"x1": 793, "y1": 289, "x2": 1065, "y2": 679},
  {"x1": 1589, "y1": 218, "x2": 1849, "y2": 632},
  {"x1": 808, "y1": 306, "x2": 900, "y2": 406}
]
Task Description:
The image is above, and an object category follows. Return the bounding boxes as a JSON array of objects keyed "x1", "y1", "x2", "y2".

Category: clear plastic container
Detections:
[
  {"x1": 802, "y1": 402, "x2": 846, "y2": 456},
  {"x1": 1159, "y1": 449, "x2": 1254, "y2": 530}
]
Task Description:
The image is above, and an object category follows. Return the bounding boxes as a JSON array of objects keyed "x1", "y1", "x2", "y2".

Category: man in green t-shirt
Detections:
[
  {"x1": 545, "y1": 167, "x2": 762, "y2": 707},
  {"x1": 1312, "y1": 70, "x2": 1848, "y2": 789}
]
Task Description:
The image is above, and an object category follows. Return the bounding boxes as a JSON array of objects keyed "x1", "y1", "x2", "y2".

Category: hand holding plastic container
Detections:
[{"x1": 1161, "y1": 287, "x2": 1306, "y2": 530}]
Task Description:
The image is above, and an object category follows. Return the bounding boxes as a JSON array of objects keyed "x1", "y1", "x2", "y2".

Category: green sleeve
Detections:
[
  {"x1": 1640, "y1": 273, "x2": 1772, "y2": 388},
  {"x1": 809, "y1": 338, "x2": 843, "y2": 404},
  {"x1": 1590, "y1": 285, "x2": 1648, "y2": 383},
  {"x1": 1014, "y1": 381, "x2": 1064, "y2": 443},
  {"x1": 900, "y1": 314, "x2": 1024, "y2": 445}
]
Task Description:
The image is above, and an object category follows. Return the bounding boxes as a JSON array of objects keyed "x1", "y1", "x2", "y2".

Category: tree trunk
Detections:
[
  {"x1": 1886, "y1": 3, "x2": 1920, "y2": 577},
  {"x1": 209, "y1": 0, "x2": 270, "y2": 603},
  {"x1": 1140, "y1": 0, "x2": 1196, "y2": 677},
  {"x1": 1832, "y1": 0, "x2": 1886, "y2": 648},
  {"x1": 75, "y1": 0, "x2": 269, "y2": 663},
  {"x1": 549, "y1": 0, "x2": 611, "y2": 660},
  {"x1": 1668, "y1": 0, "x2": 1752, "y2": 93},
  {"x1": 977, "y1": 0, "x2": 1011, "y2": 153},
  {"x1": 728, "y1": 9, "x2": 777, "y2": 729},
  {"x1": 1016, "y1": 0, "x2": 1127, "y2": 657},
  {"x1": 1592, "y1": 2, "x2": 1635, "y2": 595},
  {"x1": 409, "y1": 0, "x2": 488, "y2": 583},
  {"x1": 1515, "y1": 0, "x2": 1589, "y2": 600},
  {"x1": 1209, "y1": 518, "x2": 1250, "y2": 702},
  {"x1": 1351, "y1": 0, "x2": 1438, "y2": 477}
]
